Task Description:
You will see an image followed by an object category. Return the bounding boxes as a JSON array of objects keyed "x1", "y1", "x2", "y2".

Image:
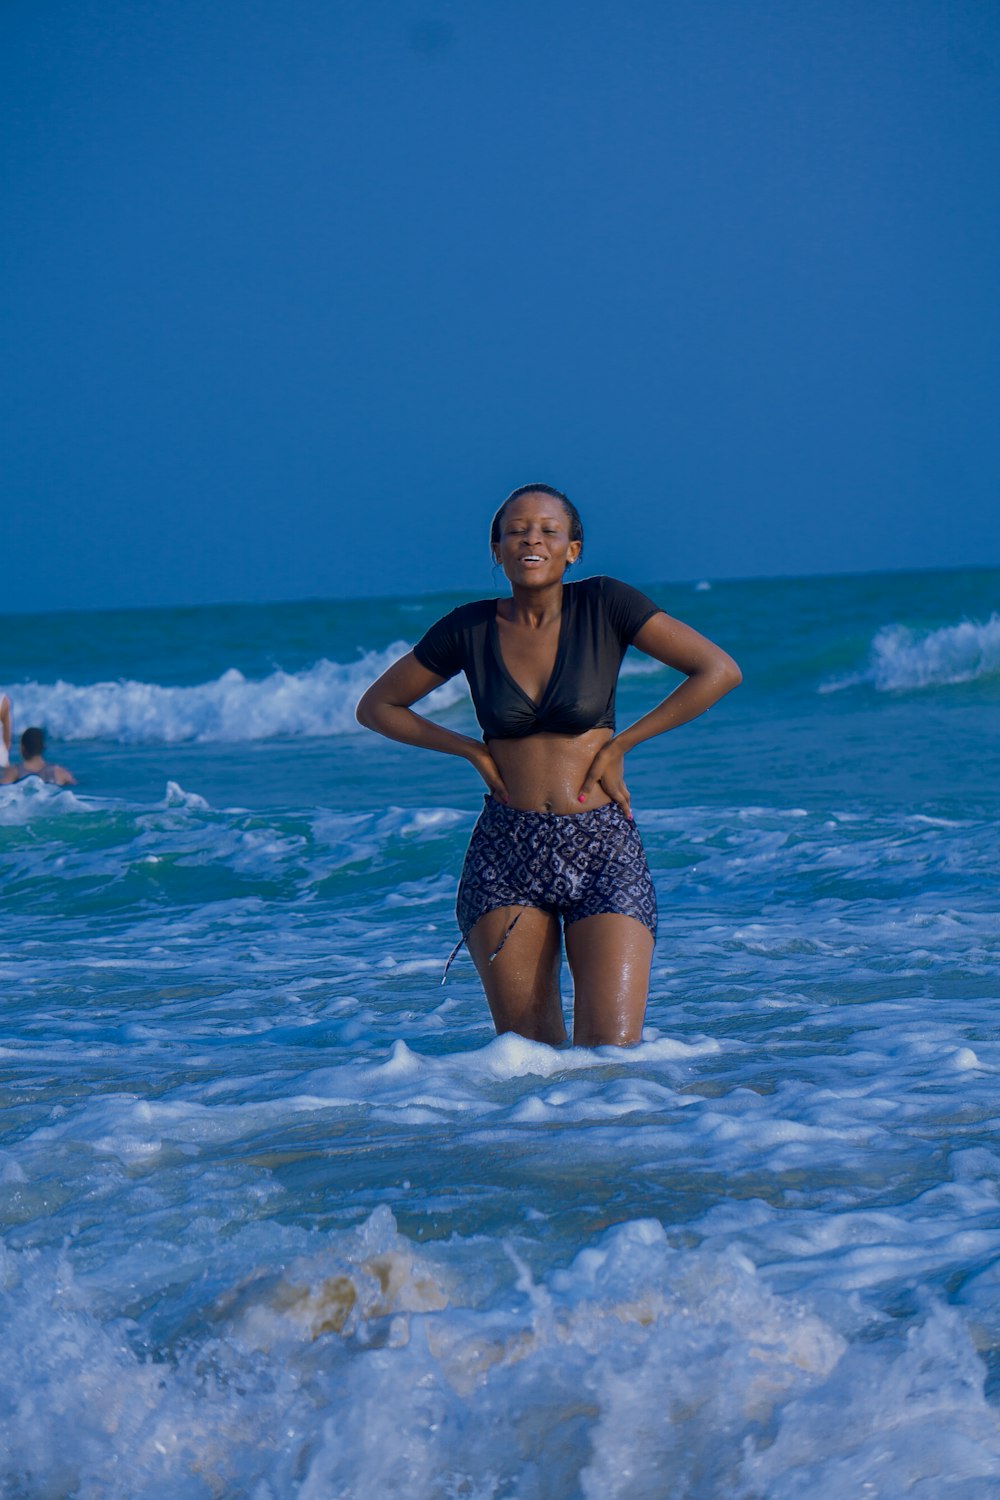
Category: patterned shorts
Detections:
[{"x1": 456, "y1": 795, "x2": 658, "y2": 943}]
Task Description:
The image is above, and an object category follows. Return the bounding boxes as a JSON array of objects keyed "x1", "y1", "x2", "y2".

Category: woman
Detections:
[
  {"x1": 356, "y1": 484, "x2": 741, "y2": 1048},
  {"x1": 0, "y1": 693, "x2": 10, "y2": 769}
]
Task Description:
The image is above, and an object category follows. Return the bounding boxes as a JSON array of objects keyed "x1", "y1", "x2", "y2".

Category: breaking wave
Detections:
[
  {"x1": 821, "y1": 615, "x2": 1000, "y2": 693},
  {"x1": 9, "y1": 645, "x2": 467, "y2": 745}
]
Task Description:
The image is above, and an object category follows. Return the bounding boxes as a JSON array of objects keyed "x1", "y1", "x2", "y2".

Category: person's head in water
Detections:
[
  {"x1": 489, "y1": 485, "x2": 584, "y2": 580},
  {"x1": 1, "y1": 723, "x2": 76, "y2": 786},
  {"x1": 20, "y1": 726, "x2": 45, "y2": 760}
]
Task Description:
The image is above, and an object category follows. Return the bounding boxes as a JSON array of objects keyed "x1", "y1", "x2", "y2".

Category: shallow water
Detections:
[{"x1": 2, "y1": 567, "x2": 1000, "y2": 1496}]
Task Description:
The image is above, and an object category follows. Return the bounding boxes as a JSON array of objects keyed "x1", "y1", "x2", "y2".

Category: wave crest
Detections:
[
  {"x1": 821, "y1": 615, "x2": 1000, "y2": 694},
  {"x1": 10, "y1": 645, "x2": 467, "y2": 744}
]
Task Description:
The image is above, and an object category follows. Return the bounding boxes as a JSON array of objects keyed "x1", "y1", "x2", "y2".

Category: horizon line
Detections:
[{"x1": 1, "y1": 556, "x2": 996, "y2": 624}]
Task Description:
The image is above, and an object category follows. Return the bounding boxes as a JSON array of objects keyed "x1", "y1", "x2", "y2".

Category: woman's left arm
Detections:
[{"x1": 578, "y1": 612, "x2": 741, "y2": 810}]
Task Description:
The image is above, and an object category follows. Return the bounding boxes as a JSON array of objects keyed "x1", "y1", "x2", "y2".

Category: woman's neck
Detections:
[{"x1": 500, "y1": 579, "x2": 564, "y2": 627}]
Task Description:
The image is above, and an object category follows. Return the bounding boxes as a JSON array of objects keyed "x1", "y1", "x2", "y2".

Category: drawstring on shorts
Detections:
[
  {"x1": 441, "y1": 907, "x2": 525, "y2": 984},
  {"x1": 488, "y1": 908, "x2": 524, "y2": 963}
]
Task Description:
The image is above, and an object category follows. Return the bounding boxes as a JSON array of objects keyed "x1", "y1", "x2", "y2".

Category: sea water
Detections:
[{"x1": 1, "y1": 566, "x2": 999, "y2": 1498}]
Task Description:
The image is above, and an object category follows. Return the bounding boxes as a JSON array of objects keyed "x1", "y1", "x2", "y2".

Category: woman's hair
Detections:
[{"x1": 489, "y1": 483, "x2": 584, "y2": 561}]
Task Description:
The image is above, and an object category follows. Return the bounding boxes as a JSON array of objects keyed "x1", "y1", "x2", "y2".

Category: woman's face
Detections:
[{"x1": 493, "y1": 493, "x2": 581, "y2": 587}]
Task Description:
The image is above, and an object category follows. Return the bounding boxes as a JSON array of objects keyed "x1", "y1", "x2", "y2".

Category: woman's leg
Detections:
[
  {"x1": 466, "y1": 906, "x2": 566, "y2": 1045},
  {"x1": 564, "y1": 913, "x2": 654, "y2": 1047}
]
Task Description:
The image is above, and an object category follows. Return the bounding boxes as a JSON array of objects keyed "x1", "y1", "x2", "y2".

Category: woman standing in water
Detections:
[
  {"x1": 0, "y1": 693, "x2": 11, "y2": 769},
  {"x1": 357, "y1": 484, "x2": 741, "y2": 1047}
]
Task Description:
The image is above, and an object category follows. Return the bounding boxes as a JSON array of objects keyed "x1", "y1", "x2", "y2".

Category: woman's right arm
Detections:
[{"x1": 356, "y1": 652, "x2": 508, "y2": 801}]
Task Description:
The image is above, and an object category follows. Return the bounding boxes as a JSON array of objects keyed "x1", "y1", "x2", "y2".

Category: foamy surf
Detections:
[{"x1": 1, "y1": 1210, "x2": 996, "y2": 1499}]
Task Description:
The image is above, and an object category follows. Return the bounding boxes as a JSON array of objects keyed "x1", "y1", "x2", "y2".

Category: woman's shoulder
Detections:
[
  {"x1": 416, "y1": 597, "x2": 495, "y2": 655},
  {"x1": 570, "y1": 574, "x2": 646, "y2": 602},
  {"x1": 569, "y1": 575, "x2": 662, "y2": 638},
  {"x1": 429, "y1": 596, "x2": 496, "y2": 630}
]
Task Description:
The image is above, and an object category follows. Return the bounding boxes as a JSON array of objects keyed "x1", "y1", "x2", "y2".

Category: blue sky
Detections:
[{"x1": 3, "y1": 0, "x2": 998, "y2": 612}]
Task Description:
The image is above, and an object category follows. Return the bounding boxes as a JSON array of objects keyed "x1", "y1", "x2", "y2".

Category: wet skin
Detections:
[
  {"x1": 356, "y1": 491, "x2": 741, "y2": 1046},
  {"x1": 488, "y1": 727, "x2": 615, "y2": 814}
]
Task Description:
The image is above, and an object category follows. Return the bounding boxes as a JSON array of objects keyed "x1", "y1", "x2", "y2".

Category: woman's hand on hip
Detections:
[
  {"x1": 577, "y1": 742, "x2": 630, "y2": 817},
  {"x1": 468, "y1": 744, "x2": 509, "y2": 804}
]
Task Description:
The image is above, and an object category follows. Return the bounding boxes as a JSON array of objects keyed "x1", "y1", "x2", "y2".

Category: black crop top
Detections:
[{"x1": 413, "y1": 575, "x2": 660, "y2": 740}]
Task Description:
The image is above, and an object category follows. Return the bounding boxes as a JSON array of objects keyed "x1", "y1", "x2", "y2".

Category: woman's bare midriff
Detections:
[{"x1": 487, "y1": 728, "x2": 614, "y2": 813}]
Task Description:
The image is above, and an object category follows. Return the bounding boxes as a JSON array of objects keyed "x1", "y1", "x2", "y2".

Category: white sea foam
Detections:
[
  {"x1": 10, "y1": 644, "x2": 467, "y2": 744},
  {"x1": 619, "y1": 652, "x2": 665, "y2": 677},
  {"x1": 821, "y1": 614, "x2": 1000, "y2": 693},
  {"x1": 0, "y1": 776, "x2": 85, "y2": 824},
  {"x1": 2, "y1": 1211, "x2": 997, "y2": 1499}
]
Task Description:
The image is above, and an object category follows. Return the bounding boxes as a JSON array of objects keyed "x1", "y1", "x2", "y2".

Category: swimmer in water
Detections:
[
  {"x1": 1, "y1": 726, "x2": 77, "y2": 787},
  {"x1": 356, "y1": 483, "x2": 741, "y2": 1048}
]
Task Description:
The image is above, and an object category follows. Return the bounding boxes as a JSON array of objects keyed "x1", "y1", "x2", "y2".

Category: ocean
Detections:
[{"x1": 2, "y1": 565, "x2": 999, "y2": 1497}]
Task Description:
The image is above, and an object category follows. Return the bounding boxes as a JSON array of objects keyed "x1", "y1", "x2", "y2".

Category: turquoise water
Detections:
[{"x1": 2, "y1": 566, "x2": 1000, "y2": 1496}]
